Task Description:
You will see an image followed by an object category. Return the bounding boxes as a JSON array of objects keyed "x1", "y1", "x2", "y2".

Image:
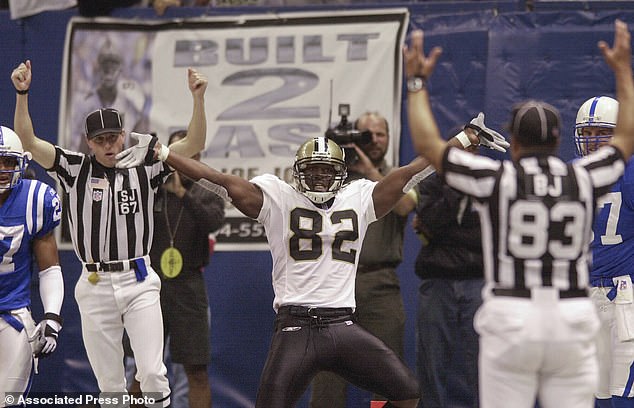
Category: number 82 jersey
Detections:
[
  {"x1": 252, "y1": 174, "x2": 377, "y2": 312},
  {"x1": 0, "y1": 179, "x2": 62, "y2": 311}
]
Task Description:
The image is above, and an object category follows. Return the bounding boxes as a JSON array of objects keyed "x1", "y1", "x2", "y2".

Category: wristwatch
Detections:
[{"x1": 407, "y1": 76, "x2": 426, "y2": 93}]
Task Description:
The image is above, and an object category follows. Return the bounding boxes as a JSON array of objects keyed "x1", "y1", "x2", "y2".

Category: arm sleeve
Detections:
[
  {"x1": 39, "y1": 265, "x2": 63, "y2": 316},
  {"x1": 441, "y1": 146, "x2": 501, "y2": 200},
  {"x1": 46, "y1": 146, "x2": 85, "y2": 192}
]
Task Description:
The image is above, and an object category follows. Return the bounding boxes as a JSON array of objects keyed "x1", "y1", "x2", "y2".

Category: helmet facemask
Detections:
[
  {"x1": 574, "y1": 128, "x2": 613, "y2": 157},
  {"x1": 574, "y1": 96, "x2": 618, "y2": 157},
  {"x1": 293, "y1": 137, "x2": 347, "y2": 204}
]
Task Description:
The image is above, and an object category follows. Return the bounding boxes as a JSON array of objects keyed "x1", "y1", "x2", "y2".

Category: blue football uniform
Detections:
[
  {"x1": 0, "y1": 179, "x2": 62, "y2": 311},
  {"x1": 590, "y1": 158, "x2": 634, "y2": 400},
  {"x1": 590, "y1": 159, "x2": 634, "y2": 283}
]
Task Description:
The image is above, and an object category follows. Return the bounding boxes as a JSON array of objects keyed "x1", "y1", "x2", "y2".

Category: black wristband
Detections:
[
  {"x1": 16, "y1": 88, "x2": 29, "y2": 95},
  {"x1": 44, "y1": 312, "x2": 64, "y2": 326}
]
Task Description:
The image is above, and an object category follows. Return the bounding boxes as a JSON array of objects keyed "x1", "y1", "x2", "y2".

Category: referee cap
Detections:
[
  {"x1": 85, "y1": 108, "x2": 123, "y2": 139},
  {"x1": 509, "y1": 100, "x2": 561, "y2": 145}
]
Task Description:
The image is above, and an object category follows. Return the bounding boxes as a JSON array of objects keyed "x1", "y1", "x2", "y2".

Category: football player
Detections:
[
  {"x1": 124, "y1": 135, "x2": 429, "y2": 407},
  {"x1": 0, "y1": 126, "x2": 63, "y2": 407},
  {"x1": 576, "y1": 96, "x2": 634, "y2": 408}
]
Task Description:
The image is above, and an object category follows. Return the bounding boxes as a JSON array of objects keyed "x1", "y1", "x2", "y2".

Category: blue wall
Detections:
[{"x1": 3, "y1": 3, "x2": 634, "y2": 407}]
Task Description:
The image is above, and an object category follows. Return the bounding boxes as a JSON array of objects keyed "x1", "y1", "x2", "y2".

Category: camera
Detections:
[{"x1": 325, "y1": 104, "x2": 372, "y2": 165}]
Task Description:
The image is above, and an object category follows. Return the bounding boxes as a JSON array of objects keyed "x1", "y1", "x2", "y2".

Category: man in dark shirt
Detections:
[{"x1": 414, "y1": 166, "x2": 483, "y2": 408}]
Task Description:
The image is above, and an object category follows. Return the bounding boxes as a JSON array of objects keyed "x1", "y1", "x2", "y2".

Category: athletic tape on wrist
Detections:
[
  {"x1": 455, "y1": 131, "x2": 472, "y2": 148},
  {"x1": 403, "y1": 165, "x2": 436, "y2": 193},
  {"x1": 158, "y1": 143, "x2": 170, "y2": 162}
]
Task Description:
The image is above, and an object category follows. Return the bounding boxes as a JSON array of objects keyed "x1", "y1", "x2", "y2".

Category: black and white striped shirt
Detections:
[
  {"x1": 49, "y1": 146, "x2": 171, "y2": 263},
  {"x1": 442, "y1": 146, "x2": 625, "y2": 291}
]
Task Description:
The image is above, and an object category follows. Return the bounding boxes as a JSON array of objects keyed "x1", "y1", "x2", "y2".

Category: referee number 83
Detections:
[{"x1": 508, "y1": 200, "x2": 584, "y2": 259}]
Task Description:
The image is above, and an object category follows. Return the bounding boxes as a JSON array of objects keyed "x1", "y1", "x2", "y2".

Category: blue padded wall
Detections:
[{"x1": 3, "y1": 4, "x2": 634, "y2": 407}]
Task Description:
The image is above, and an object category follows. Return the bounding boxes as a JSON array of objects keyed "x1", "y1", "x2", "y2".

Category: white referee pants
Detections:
[
  {"x1": 475, "y1": 290, "x2": 599, "y2": 408},
  {"x1": 75, "y1": 266, "x2": 170, "y2": 407},
  {"x1": 0, "y1": 308, "x2": 35, "y2": 408}
]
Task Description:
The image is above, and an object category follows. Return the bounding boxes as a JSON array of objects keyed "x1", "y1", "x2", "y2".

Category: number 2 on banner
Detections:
[{"x1": 218, "y1": 68, "x2": 320, "y2": 120}]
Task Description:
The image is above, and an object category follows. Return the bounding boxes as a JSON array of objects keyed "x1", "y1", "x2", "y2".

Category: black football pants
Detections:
[{"x1": 255, "y1": 307, "x2": 420, "y2": 407}]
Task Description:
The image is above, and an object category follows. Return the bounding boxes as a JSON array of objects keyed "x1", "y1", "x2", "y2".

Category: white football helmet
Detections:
[
  {"x1": 0, "y1": 126, "x2": 30, "y2": 190},
  {"x1": 293, "y1": 137, "x2": 347, "y2": 204},
  {"x1": 574, "y1": 96, "x2": 618, "y2": 156}
]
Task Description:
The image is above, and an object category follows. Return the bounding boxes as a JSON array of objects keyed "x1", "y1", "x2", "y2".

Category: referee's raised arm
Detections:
[
  {"x1": 167, "y1": 67, "x2": 208, "y2": 158},
  {"x1": 404, "y1": 30, "x2": 446, "y2": 172},
  {"x1": 603, "y1": 20, "x2": 634, "y2": 160},
  {"x1": 11, "y1": 60, "x2": 56, "y2": 169}
]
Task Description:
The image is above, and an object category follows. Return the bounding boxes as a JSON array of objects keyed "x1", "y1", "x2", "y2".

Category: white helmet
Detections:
[
  {"x1": 0, "y1": 126, "x2": 30, "y2": 190},
  {"x1": 293, "y1": 137, "x2": 347, "y2": 204},
  {"x1": 574, "y1": 96, "x2": 618, "y2": 156}
]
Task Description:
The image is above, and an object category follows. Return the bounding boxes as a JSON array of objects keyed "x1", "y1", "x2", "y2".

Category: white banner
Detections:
[{"x1": 59, "y1": 9, "x2": 408, "y2": 250}]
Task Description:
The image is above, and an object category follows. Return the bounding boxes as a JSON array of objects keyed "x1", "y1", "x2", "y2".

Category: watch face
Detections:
[{"x1": 408, "y1": 77, "x2": 423, "y2": 92}]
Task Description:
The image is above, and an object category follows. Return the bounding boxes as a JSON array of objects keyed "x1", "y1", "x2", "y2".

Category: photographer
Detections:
[{"x1": 310, "y1": 111, "x2": 417, "y2": 407}]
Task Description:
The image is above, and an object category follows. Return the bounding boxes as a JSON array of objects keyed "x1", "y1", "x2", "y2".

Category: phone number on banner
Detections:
[{"x1": 216, "y1": 217, "x2": 266, "y2": 244}]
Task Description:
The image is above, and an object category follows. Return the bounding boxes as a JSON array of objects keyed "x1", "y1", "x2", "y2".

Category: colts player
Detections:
[
  {"x1": 0, "y1": 126, "x2": 63, "y2": 407},
  {"x1": 575, "y1": 96, "x2": 634, "y2": 408}
]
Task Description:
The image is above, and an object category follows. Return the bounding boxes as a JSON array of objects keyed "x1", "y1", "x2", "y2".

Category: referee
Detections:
[
  {"x1": 11, "y1": 60, "x2": 209, "y2": 407},
  {"x1": 404, "y1": 21, "x2": 634, "y2": 408}
]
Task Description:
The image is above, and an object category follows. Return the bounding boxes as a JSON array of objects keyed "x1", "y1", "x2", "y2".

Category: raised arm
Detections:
[
  {"x1": 168, "y1": 68, "x2": 208, "y2": 158},
  {"x1": 372, "y1": 136, "x2": 469, "y2": 218},
  {"x1": 404, "y1": 30, "x2": 448, "y2": 171},
  {"x1": 162, "y1": 146, "x2": 264, "y2": 219},
  {"x1": 11, "y1": 60, "x2": 56, "y2": 169},
  {"x1": 372, "y1": 156, "x2": 430, "y2": 219},
  {"x1": 602, "y1": 20, "x2": 634, "y2": 159}
]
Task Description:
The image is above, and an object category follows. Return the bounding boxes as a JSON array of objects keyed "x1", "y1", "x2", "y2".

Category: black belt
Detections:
[
  {"x1": 280, "y1": 305, "x2": 353, "y2": 318},
  {"x1": 492, "y1": 288, "x2": 588, "y2": 299},
  {"x1": 85, "y1": 260, "x2": 132, "y2": 272},
  {"x1": 357, "y1": 262, "x2": 399, "y2": 274}
]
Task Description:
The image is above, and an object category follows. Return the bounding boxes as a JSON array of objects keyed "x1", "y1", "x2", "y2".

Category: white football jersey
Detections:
[{"x1": 252, "y1": 174, "x2": 377, "y2": 312}]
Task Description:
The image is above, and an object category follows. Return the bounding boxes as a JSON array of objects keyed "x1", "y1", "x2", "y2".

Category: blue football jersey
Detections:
[
  {"x1": 590, "y1": 159, "x2": 634, "y2": 283},
  {"x1": 0, "y1": 179, "x2": 61, "y2": 310}
]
